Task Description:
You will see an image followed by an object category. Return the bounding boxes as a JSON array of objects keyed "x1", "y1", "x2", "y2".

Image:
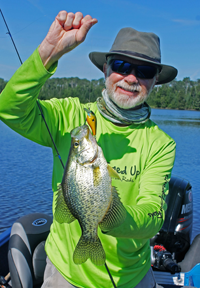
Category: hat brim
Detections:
[{"x1": 89, "y1": 51, "x2": 177, "y2": 85}]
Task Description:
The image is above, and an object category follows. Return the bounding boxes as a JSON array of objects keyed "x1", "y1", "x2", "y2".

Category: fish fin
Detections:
[
  {"x1": 73, "y1": 235, "x2": 106, "y2": 266},
  {"x1": 54, "y1": 184, "x2": 76, "y2": 224},
  {"x1": 99, "y1": 186, "x2": 126, "y2": 232},
  {"x1": 107, "y1": 165, "x2": 121, "y2": 180}
]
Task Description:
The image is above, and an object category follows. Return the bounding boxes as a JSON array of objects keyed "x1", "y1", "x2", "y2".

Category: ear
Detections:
[
  {"x1": 153, "y1": 74, "x2": 159, "y2": 87},
  {"x1": 103, "y1": 63, "x2": 107, "y2": 78}
]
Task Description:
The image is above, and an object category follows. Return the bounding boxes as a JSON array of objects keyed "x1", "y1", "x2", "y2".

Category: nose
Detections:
[{"x1": 124, "y1": 69, "x2": 138, "y2": 84}]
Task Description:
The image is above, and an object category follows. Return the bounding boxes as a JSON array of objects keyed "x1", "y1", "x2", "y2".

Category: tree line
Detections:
[{"x1": 0, "y1": 76, "x2": 200, "y2": 110}]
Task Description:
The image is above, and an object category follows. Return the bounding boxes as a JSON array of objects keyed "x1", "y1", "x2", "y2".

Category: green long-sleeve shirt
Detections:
[{"x1": 0, "y1": 48, "x2": 176, "y2": 288}]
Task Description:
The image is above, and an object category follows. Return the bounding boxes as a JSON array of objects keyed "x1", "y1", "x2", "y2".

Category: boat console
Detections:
[{"x1": 151, "y1": 176, "x2": 193, "y2": 272}]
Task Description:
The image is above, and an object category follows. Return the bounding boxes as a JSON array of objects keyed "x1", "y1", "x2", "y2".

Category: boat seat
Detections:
[{"x1": 8, "y1": 213, "x2": 52, "y2": 288}]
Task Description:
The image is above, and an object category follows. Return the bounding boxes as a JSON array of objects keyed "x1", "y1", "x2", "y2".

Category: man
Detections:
[{"x1": 0, "y1": 10, "x2": 177, "y2": 288}]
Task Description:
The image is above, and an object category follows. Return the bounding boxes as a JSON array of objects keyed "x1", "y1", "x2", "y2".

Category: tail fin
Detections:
[{"x1": 73, "y1": 235, "x2": 106, "y2": 266}]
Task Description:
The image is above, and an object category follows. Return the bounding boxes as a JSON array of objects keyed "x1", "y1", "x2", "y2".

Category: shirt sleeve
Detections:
[
  {"x1": 0, "y1": 48, "x2": 58, "y2": 147},
  {"x1": 104, "y1": 137, "x2": 176, "y2": 240}
]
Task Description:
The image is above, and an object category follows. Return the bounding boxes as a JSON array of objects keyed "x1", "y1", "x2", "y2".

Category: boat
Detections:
[{"x1": 0, "y1": 175, "x2": 200, "y2": 288}]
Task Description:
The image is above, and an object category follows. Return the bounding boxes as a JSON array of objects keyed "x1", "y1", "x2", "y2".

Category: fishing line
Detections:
[
  {"x1": 1, "y1": 9, "x2": 117, "y2": 288},
  {"x1": 105, "y1": 263, "x2": 117, "y2": 288},
  {"x1": 0, "y1": 16, "x2": 45, "y2": 38},
  {"x1": 36, "y1": 101, "x2": 65, "y2": 169},
  {"x1": 12, "y1": 15, "x2": 46, "y2": 35}
]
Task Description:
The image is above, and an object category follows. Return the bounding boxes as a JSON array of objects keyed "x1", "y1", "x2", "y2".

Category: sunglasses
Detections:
[{"x1": 108, "y1": 59, "x2": 160, "y2": 79}]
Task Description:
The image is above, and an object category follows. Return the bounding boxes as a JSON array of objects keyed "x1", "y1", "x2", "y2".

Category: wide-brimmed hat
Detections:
[{"x1": 89, "y1": 27, "x2": 177, "y2": 85}]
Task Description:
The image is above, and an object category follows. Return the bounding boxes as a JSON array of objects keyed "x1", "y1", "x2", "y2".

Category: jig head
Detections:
[{"x1": 84, "y1": 108, "x2": 97, "y2": 136}]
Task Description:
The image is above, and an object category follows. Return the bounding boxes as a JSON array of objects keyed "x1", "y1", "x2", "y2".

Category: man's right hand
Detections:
[{"x1": 39, "y1": 11, "x2": 98, "y2": 70}]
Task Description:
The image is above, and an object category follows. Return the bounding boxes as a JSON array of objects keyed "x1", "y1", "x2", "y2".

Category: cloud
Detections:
[{"x1": 172, "y1": 18, "x2": 200, "y2": 26}]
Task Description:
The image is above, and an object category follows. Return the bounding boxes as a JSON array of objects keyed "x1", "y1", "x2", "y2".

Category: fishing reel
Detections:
[{"x1": 151, "y1": 245, "x2": 181, "y2": 274}]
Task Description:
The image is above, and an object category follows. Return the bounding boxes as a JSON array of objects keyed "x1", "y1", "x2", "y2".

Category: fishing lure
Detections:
[{"x1": 84, "y1": 108, "x2": 97, "y2": 136}]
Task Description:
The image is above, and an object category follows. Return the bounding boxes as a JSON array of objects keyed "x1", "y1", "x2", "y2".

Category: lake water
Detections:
[{"x1": 0, "y1": 108, "x2": 200, "y2": 242}]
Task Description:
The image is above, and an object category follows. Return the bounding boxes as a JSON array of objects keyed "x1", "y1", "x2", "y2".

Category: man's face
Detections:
[{"x1": 104, "y1": 55, "x2": 158, "y2": 109}]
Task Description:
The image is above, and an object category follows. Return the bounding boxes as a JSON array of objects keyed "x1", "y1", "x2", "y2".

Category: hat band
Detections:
[{"x1": 108, "y1": 50, "x2": 161, "y2": 64}]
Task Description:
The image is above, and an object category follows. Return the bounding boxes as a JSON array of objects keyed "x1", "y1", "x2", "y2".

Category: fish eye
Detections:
[{"x1": 74, "y1": 142, "x2": 79, "y2": 148}]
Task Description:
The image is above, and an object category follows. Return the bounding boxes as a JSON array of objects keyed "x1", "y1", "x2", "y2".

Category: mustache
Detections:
[{"x1": 116, "y1": 80, "x2": 141, "y2": 92}]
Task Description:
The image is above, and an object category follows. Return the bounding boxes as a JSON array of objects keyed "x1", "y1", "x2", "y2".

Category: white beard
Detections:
[{"x1": 105, "y1": 77, "x2": 154, "y2": 109}]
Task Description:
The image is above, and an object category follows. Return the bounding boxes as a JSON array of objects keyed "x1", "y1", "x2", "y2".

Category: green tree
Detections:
[
  {"x1": 177, "y1": 90, "x2": 186, "y2": 110},
  {"x1": 1, "y1": 75, "x2": 200, "y2": 111},
  {"x1": 193, "y1": 92, "x2": 200, "y2": 110}
]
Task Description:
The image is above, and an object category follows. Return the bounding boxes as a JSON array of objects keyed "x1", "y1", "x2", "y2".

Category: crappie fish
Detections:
[{"x1": 55, "y1": 125, "x2": 126, "y2": 266}]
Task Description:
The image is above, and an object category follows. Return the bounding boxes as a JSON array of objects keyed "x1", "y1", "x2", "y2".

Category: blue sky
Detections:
[{"x1": 0, "y1": 0, "x2": 200, "y2": 81}]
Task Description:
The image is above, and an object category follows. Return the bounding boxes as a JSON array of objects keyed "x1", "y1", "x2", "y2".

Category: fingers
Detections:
[
  {"x1": 56, "y1": 11, "x2": 84, "y2": 30},
  {"x1": 56, "y1": 10, "x2": 68, "y2": 27},
  {"x1": 40, "y1": 10, "x2": 97, "y2": 69},
  {"x1": 63, "y1": 12, "x2": 84, "y2": 30},
  {"x1": 73, "y1": 12, "x2": 84, "y2": 29},
  {"x1": 81, "y1": 14, "x2": 93, "y2": 25},
  {"x1": 56, "y1": 11, "x2": 97, "y2": 32},
  {"x1": 63, "y1": 12, "x2": 75, "y2": 30},
  {"x1": 77, "y1": 15, "x2": 98, "y2": 43}
]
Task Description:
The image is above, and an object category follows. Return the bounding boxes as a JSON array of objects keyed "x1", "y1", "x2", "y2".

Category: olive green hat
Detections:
[{"x1": 89, "y1": 27, "x2": 177, "y2": 85}]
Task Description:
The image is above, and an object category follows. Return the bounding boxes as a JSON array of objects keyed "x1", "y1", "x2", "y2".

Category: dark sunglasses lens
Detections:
[
  {"x1": 111, "y1": 60, "x2": 132, "y2": 74},
  {"x1": 110, "y1": 60, "x2": 158, "y2": 79},
  {"x1": 137, "y1": 66, "x2": 157, "y2": 79}
]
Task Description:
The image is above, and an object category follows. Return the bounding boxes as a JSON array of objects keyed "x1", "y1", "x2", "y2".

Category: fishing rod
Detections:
[
  {"x1": 0, "y1": 9, "x2": 65, "y2": 169},
  {"x1": 0, "y1": 9, "x2": 23, "y2": 65},
  {"x1": 1, "y1": 9, "x2": 117, "y2": 288}
]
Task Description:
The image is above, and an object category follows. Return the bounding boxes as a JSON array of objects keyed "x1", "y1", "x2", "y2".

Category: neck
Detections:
[{"x1": 96, "y1": 89, "x2": 151, "y2": 125}]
